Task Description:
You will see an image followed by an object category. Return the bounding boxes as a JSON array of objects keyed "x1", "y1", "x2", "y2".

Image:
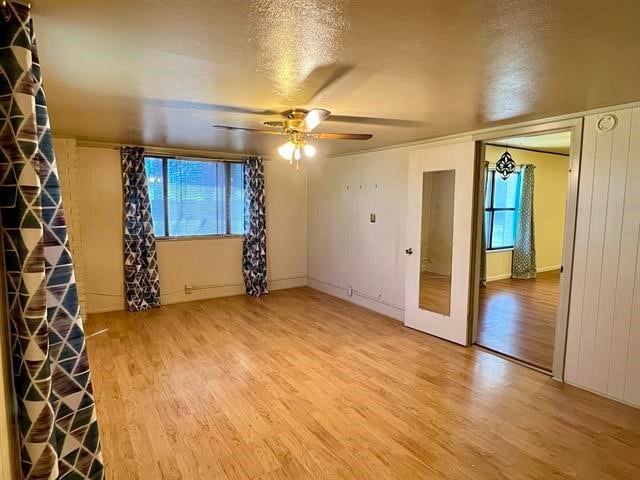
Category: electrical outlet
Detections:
[{"x1": 185, "y1": 284, "x2": 193, "y2": 294}]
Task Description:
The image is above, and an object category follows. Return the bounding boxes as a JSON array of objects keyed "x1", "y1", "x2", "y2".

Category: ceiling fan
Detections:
[{"x1": 213, "y1": 108, "x2": 373, "y2": 168}]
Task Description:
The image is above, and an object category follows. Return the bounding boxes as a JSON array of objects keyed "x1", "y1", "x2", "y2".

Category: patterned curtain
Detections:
[
  {"x1": 512, "y1": 164, "x2": 537, "y2": 279},
  {"x1": 121, "y1": 147, "x2": 161, "y2": 311},
  {"x1": 242, "y1": 156, "x2": 268, "y2": 297},
  {"x1": 480, "y1": 162, "x2": 489, "y2": 286},
  {"x1": 0, "y1": 3, "x2": 104, "y2": 479}
]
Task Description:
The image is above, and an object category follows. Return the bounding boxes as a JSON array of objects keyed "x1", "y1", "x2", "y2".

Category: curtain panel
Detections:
[
  {"x1": 0, "y1": 3, "x2": 104, "y2": 479},
  {"x1": 512, "y1": 164, "x2": 537, "y2": 279},
  {"x1": 242, "y1": 156, "x2": 268, "y2": 297},
  {"x1": 479, "y1": 162, "x2": 489, "y2": 286},
  {"x1": 121, "y1": 147, "x2": 161, "y2": 311}
]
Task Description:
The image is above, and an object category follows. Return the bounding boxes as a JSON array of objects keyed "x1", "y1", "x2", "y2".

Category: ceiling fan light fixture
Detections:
[
  {"x1": 278, "y1": 140, "x2": 296, "y2": 160},
  {"x1": 303, "y1": 144, "x2": 316, "y2": 157}
]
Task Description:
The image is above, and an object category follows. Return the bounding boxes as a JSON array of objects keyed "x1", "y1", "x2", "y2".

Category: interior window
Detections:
[
  {"x1": 484, "y1": 170, "x2": 521, "y2": 250},
  {"x1": 144, "y1": 156, "x2": 245, "y2": 237}
]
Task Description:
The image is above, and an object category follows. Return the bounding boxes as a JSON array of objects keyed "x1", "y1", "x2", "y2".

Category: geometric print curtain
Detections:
[
  {"x1": 120, "y1": 146, "x2": 160, "y2": 311},
  {"x1": 0, "y1": 3, "x2": 104, "y2": 479},
  {"x1": 242, "y1": 156, "x2": 268, "y2": 297},
  {"x1": 512, "y1": 164, "x2": 537, "y2": 279}
]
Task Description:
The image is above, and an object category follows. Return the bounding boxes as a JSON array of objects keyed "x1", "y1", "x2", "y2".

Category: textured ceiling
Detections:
[
  {"x1": 32, "y1": 0, "x2": 640, "y2": 158},
  {"x1": 490, "y1": 131, "x2": 572, "y2": 155}
]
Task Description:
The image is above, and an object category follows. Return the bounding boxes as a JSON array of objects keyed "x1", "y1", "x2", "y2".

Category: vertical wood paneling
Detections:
[
  {"x1": 576, "y1": 114, "x2": 614, "y2": 387},
  {"x1": 625, "y1": 240, "x2": 640, "y2": 404},
  {"x1": 592, "y1": 110, "x2": 632, "y2": 392},
  {"x1": 307, "y1": 150, "x2": 408, "y2": 317},
  {"x1": 564, "y1": 115, "x2": 598, "y2": 384},
  {"x1": 565, "y1": 107, "x2": 640, "y2": 406},
  {"x1": 607, "y1": 107, "x2": 640, "y2": 398},
  {"x1": 623, "y1": 109, "x2": 640, "y2": 405}
]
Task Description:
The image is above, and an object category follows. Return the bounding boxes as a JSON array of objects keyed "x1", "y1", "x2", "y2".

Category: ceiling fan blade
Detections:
[
  {"x1": 326, "y1": 115, "x2": 425, "y2": 128},
  {"x1": 263, "y1": 121, "x2": 286, "y2": 129},
  {"x1": 146, "y1": 99, "x2": 280, "y2": 116},
  {"x1": 313, "y1": 132, "x2": 373, "y2": 140},
  {"x1": 212, "y1": 125, "x2": 283, "y2": 135},
  {"x1": 298, "y1": 109, "x2": 331, "y2": 131},
  {"x1": 286, "y1": 64, "x2": 354, "y2": 105}
]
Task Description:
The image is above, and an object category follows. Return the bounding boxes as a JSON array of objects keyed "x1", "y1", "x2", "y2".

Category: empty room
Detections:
[{"x1": 1, "y1": 1, "x2": 640, "y2": 479}]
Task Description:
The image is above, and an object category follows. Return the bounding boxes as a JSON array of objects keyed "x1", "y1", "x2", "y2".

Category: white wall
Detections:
[
  {"x1": 564, "y1": 107, "x2": 640, "y2": 406},
  {"x1": 307, "y1": 149, "x2": 408, "y2": 320},
  {"x1": 73, "y1": 146, "x2": 307, "y2": 313}
]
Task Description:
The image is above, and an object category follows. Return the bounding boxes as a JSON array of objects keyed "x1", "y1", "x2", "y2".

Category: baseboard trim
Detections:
[
  {"x1": 486, "y1": 265, "x2": 561, "y2": 282},
  {"x1": 564, "y1": 380, "x2": 640, "y2": 409},
  {"x1": 538, "y1": 265, "x2": 562, "y2": 273},
  {"x1": 486, "y1": 273, "x2": 512, "y2": 282},
  {"x1": 269, "y1": 276, "x2": 308, "y2": 291},
  {"x1": 87, "y1": 276, "x2": 308, "y2": 315},
  {"x1": 307, "y1": 277, "x2": 404, "y2": 322}
]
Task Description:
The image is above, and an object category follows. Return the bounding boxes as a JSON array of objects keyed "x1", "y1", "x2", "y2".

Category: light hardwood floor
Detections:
[
  {"x1": 477, "y1": 270, "x2": 560, "y2": 371},
  {"x1": 419, "y1": 271, "x2": 451, "y2": 316},
  {"x1": 86, "y1": 287, "x2": 640, "y2": 480}
]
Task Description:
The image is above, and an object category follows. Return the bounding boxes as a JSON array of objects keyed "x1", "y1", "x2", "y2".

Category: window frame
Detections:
[
  {"x1": 484, "y1": 169, "x2": 521, "y2": 251},
  {"x1": 144, "y1": 155, "x2": 245, "y2": 240}
]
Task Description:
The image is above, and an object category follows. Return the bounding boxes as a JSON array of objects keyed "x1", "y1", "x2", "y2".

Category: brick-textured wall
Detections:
[{"x1": 54, "y1": 138, "x2": 89, "y2": 322}]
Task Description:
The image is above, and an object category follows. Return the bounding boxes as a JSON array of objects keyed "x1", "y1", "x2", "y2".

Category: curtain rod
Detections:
[{"x1": 74, "y1": 139, "x2": 272, "y2": 161}]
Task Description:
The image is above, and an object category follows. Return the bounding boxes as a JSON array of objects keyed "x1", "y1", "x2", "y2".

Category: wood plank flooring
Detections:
[
  {"x1": 477, "y1": 270, "x2": 560, "y2": 371},
  {"x1": 86, "y1": 287, "x2": 640, "y2": 480},
  {"x1": 419, "y1": 272, "x2": 451, "y2": 316}
]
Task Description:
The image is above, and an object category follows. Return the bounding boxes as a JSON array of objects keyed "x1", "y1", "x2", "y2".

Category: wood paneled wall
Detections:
[
  {"x1": 563, "y1": 107, "x2": 640, "y2": 406},
  {"x1": 307, "y1": 149, "x2": 409, "y2": 320}
]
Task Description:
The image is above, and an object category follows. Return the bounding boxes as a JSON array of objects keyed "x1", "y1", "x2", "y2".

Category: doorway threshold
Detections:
[{"x1": 474, "y1": 344, "x2": 552, "y2": 376}]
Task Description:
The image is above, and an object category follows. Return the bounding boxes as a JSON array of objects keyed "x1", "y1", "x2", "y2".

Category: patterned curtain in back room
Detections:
[
  {"x1": 0, "y1": 2, "x2": 104, "y2": 479},
  {"x1": 120, "y1": 146, "x2": 161, "y2": 311}
]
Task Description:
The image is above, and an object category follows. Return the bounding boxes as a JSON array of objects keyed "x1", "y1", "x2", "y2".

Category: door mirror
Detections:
[{"x1": 418, "y1": 170, "x2": 455, "y2": 316}]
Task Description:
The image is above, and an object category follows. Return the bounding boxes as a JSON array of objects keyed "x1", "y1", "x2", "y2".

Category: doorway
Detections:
[{"x1": 471, "y1": 124, "x2": 582, "y2": 376}]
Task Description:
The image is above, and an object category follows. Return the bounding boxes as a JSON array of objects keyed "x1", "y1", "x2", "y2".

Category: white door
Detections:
[{"x1": 404, "y1": 139, "x2": 476, "y2": 345}]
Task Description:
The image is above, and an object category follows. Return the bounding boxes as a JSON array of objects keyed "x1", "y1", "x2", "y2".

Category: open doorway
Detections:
[{"x1": 474, "y1": 131, "x2": 573, "y2": 372}]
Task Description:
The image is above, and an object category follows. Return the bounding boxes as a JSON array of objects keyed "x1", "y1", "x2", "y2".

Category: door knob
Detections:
[{"x1": 405, "y1": 248, "x2": 413, "y2": 255}]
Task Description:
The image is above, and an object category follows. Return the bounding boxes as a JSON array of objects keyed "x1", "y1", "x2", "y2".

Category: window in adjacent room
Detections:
[
  {"x1": 484, "y1": 169, "x2": 521, "y2": 250},
  {"x1": 144, "y1": 156, "x2": 245, "y2": 238}
]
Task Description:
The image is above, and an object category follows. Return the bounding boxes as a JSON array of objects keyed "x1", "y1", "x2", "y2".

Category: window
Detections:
[
  {"x1": 144, "y1": 156, "x2": 245, "y2": 238},
  {"x1": 484, "y1": 170, "x2": 521, "y2": 250}
]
